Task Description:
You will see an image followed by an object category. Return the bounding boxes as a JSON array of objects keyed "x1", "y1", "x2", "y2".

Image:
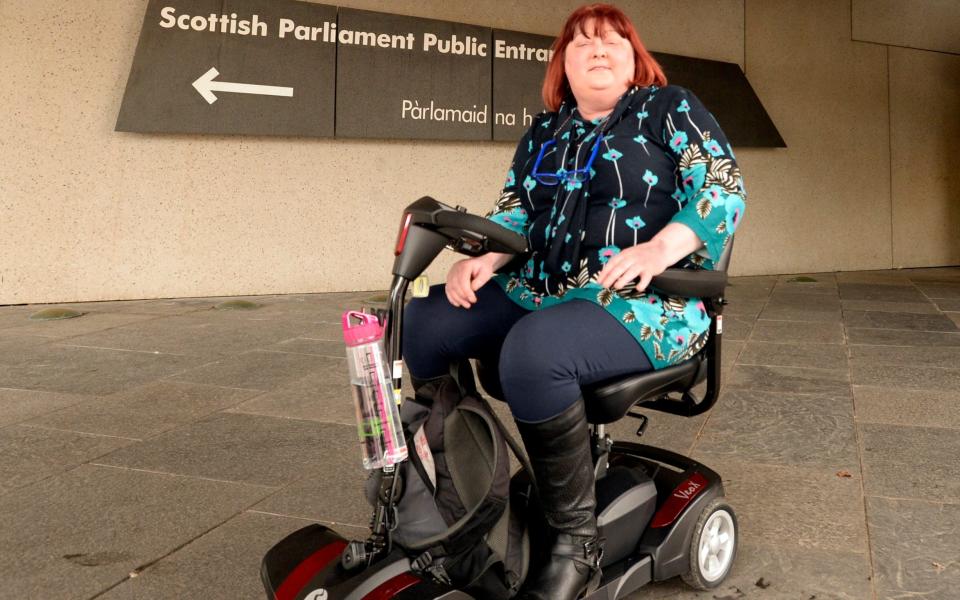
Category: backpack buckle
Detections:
[
  {"x1": 426, "y1": 563, "x2": 452, "y2": 585},
  {"x1": 411, "y1": 551, "x2": 452, "y2": 585}
]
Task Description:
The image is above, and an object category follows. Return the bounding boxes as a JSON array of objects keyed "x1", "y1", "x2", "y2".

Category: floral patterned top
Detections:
[{"x1": 486, "y1": 85, "x2": 746, "y2": 369}]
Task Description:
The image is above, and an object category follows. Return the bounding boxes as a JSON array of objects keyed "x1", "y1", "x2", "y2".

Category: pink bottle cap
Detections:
[{"x1": 342, "y1": 311, "x2": 384, "y2": 346}]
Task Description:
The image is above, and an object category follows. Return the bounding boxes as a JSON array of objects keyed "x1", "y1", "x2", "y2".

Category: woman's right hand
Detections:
[{"x1": 445, "y1": 252, "x2": 512, "y2": 308}]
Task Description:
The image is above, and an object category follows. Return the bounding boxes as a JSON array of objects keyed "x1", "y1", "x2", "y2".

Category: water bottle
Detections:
[{"x1": 342, "y1": 310, "x2": 408, "y2": 470}]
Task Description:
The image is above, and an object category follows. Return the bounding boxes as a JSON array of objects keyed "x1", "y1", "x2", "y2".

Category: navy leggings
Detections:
[{"x1": 403, "y1": 282, "x2": 652, "y2": 423}]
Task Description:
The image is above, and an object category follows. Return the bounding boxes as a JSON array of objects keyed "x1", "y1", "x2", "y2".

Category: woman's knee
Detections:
[{"x1": 498, "y1": 313, "x2": 576, "y2": 390}]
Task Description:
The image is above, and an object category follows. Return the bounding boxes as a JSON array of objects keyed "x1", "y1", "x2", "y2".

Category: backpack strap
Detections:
[{"x1": 476, "y1": 396, "x2": 538, "y2": 496}]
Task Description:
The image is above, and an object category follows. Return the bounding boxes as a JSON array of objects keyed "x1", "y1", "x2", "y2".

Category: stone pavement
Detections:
[{"x1": 1, "y1": 268, "x2": 959, "y2": 600}]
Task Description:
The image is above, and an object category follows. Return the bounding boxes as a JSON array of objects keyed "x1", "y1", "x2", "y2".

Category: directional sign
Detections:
[
  {"x1": 334, "y1": 8, "x2": 491, "y2": 141},
  {"x1": 116, "y1": 0, "x2": 336, "y2": 137},
  {"x1": 116, "y1": 2, "x2": 784, "y2": 146}
]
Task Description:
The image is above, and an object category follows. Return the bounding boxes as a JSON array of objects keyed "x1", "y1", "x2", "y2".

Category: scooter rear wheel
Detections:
[{"x1": 681, "y1": 498, "x2": 738, "y2": 590}]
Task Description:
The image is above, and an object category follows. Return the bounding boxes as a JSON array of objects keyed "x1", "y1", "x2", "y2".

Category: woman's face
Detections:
[{"x1": 563, "y1": 18, "x2": 635, "y2": 103}]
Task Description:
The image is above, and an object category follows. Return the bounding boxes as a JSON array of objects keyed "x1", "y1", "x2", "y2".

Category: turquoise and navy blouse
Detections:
[{"x1": 486, "y1": 85, "x2": 746, "y2": 369}]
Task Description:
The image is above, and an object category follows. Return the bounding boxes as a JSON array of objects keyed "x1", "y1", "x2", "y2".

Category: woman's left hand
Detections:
[{"x1": 595, "y1": 240, "x2": 671, "y2": 292}]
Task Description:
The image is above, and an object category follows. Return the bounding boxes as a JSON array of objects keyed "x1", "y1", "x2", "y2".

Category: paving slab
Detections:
[
  {"x1": 720, "y1": 315, "x2": 754, "y2": 341},
  {"x1": 2, "y1": 312, "x2": 164, "y2": 340},
  {"x1": 0, "y1": 425, "x2": 134, "y2": 496},
  {"x1": 737, "y1": 340, "x2": 849, "y2": 370},
  {"x1": 0, "y1": 306, "x2": 42, "y2": 330},
  {"x1": 168, "y1": 349, "x2": 323, "y2": 392},
  {"x1": 853, "y1": 386, "x2": 960, "y2": 429},
  {"x1": 842, "y1": 309, "x2": 958, "y2": 332},
  {"x1": 262, "y1": 336, "x2": 344, "y2": 356},
  {"x1": 53, "y1": 298, "x2": 224, "y2": 316},
  {"x1": 605, "y1": 410, "x2": 709, "y2": 457},
  {"x1": 94, "y1": 512, "x2": 360, "y2": 600},
  {"x1": 638, "y1": 543, "x2": 872, "y2": 599},
  {"x1": 848, "y1": 343, "x2": 960, "y2": 369},
  {"x1": 251, "y1": 442, "x2": 372, "y2": 527},
  {"x1": 686, "y1": 458, "x2": 867, "y2": 554},
  {"x1": 757, "y1": 305, "x2": 843, "y2": 322},
  {"x1": 838, "y1": 283, "x2": 930, "y2": 303},
  {"x1": 0, "y1": 464, "x2": 274, "y2": 600},
  {"x1": 767, "y1": 291, "x2": 841, "y2": 308},
  {"x1": 27, "y1": 381, "x2": 262, "y2": 440},
  {"x1": 97, "y1": 412, "x2": 357, "y2": 488},
  {"x1": 836, "y1": 270, "x2": 913, "y2": 285},
  {"x1": 750, "y1": 319, "x2": 846, "y2": 344},
  {"x1": 867, "y1": 497, "x2": 960, "y2": 600},
  {"x1": 915, "y1": 281, "x2": 960, "y2": 299},
  {"x1": 850, "y1": 360, "x2": 960, "y2": 391},
  {"x1": 0, "y1": 331, "x2": 56, "y2": 360},
  {"x1": 61, "y1": 312, "x2": 313, "y2": 359},
  {"x1": 696, "y1": 389, "x2": 857, "y2": 468},
  {"x1": 900, "y1": 267, "x2": 960, "y2": 282},
  {"x1": 841, "y1": 299, "x2": 940, "y2": 314},
  {"x1": 774, "y1": 273, "x2": 839, "y2": 294},
  {"x1": 722, "y1": 299, "x2": 766, "y2": 319},
  {"x1": 227, "y1": 291, "x2": 386, "y2": 323},
  {"x1": 726, "y1": 364, "x2": 851, "y2": 396},
  {"x1": 936, "y1": 298, "x2": 960, "y2": 311},
  {"x1": 227, "y1": 359, "x2": 354, "y2": 425},
  {"x1": 727, "y1": 275, "x2": 778, "y2": 289},
  {"x1": 846, "y1": 327, "x2": 960, "y2": 347},
  {"x1": 724, "y1": 286, "x2": 772, "y2": 304},
  {"x1": 0, "y1": 387, "x2": 89, "y2": 428},
  {"x1": 0, "y1": 344, "x2": 198, "y2": 395},
  {"x1": 860, "y1": 423, "x2": 960, "y2": 502}
]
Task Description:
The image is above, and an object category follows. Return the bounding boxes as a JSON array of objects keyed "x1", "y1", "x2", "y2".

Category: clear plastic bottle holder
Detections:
[{"x1": 342, "y1": 311, "x2": 408, "y2": 469}]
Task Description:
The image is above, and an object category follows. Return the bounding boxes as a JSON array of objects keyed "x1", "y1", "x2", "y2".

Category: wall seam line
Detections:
[
  {"x1": 742, "y1": 0, "x2": 746, "y2": 71},
  {"x1": 852, "y1": 38, "x2": 960, "y2": 58},
  {"x1": 887, "y1": 45, "x2": 894, "y2": 269}
]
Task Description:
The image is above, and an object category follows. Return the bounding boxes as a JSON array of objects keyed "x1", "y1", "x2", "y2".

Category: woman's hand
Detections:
[
  {"x1": 596, "y1": 223, "x2": 704, "y2": 292},
  {"x1": 596, "y1": 240, "x2": 671, "y2": 292},
  {"x1": 446, "y1": 252, "x2": 513, "y2": 308}
]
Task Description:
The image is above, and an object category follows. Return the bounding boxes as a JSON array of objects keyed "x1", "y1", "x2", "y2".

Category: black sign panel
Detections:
[
  {"x1": 335, "y1": 9, "x2": 491, "y2": 141},
  {"x1": 116, "y1": 0, "x2": 336, "y2": 137},
  {"x1": 653, "y1": 53, "x2": 785, "y2": 148},
  {"x1": 116, "y1": 3, "x2": 783, "y2": 147},
  {"x1": 492, "y1": 30, "x2": 554, "y2": 142}
]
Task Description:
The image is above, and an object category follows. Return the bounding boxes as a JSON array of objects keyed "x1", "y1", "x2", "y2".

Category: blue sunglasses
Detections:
[{"x1": 531, "y1": 134, "x2": 604, "y2": 186}]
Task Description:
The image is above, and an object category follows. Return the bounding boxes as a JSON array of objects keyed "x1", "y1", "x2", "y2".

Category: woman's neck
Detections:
[{"x1": 573, "y1": 88, "x2": 627, "y2": 121}]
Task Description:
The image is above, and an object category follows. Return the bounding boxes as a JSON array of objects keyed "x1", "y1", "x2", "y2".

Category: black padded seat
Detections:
[
  {"x1": 580, "y1": 356, "x2": 705, "y2": 424},
  {"x1": 475, "y1": 355, "x2": 706, "y2": 425}
]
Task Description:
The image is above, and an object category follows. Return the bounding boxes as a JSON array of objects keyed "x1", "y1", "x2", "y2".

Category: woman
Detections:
[{"x1": 404, "y1": 4, "x2": 746, "y2": 599}]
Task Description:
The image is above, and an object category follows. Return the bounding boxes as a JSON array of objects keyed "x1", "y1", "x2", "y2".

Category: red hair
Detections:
[{"x1": 542, "y1": 4, "x2": 667, "y2": 111}]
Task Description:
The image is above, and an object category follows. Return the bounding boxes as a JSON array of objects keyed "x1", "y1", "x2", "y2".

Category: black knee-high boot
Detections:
[{"x1": 516, "y1": 399, "x2": 601, "y2": 600}]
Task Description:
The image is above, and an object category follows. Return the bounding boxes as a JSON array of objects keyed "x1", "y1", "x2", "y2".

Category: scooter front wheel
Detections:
[{"x1": 681, "y1": 498, "x2": 738, "y2": 590}]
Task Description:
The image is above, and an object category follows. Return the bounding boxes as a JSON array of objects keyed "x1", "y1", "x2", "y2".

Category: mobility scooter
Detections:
[{"x1": 261, "y1": 196, "x2": 738, "y2": 599}]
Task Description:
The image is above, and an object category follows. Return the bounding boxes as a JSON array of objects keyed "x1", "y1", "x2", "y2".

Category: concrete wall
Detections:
[{"x1": 0, "y1": 0, "x2": 957, "y2": 305}]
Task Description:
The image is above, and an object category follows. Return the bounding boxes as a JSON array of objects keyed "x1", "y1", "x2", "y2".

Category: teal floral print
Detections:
[{"x1": 485, "y1": 86, "x2": 746, "y2": 369}]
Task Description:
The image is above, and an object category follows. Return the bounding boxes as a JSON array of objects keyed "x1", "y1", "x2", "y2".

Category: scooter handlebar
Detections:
[{"x1": 403, "y1": 196, "x2": 529, "y2": 256}]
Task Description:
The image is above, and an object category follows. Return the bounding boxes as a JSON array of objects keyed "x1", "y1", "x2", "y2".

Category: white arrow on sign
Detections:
[{"x1": 192, "y1": 67, "x2": 294, "y2": 104}]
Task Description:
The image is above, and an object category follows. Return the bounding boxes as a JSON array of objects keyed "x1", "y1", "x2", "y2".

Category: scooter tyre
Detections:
[{"x1": 680, "y1": 498, "x2": 738, "y2": 590}]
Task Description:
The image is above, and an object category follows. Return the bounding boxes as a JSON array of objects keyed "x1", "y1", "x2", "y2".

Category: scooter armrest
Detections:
[{"x1": 648, "y1": 269, "x2": 728, "y2": 298}]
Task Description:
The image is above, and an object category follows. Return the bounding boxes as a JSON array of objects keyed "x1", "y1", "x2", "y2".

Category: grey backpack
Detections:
[{"x1": 366, "y1": 374, "x2": 530, "y2": 598}]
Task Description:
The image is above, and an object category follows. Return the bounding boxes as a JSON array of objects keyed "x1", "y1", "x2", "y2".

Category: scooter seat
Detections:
[
  {"x1": 580, "y1": 356, "x2": 705, "y2": 423},
  {"x1": 475, "y1": 353, "x2": 706, "y2": 425}
]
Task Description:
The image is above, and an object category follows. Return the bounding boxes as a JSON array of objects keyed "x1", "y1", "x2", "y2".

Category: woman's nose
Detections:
[{"x1": 591, "y1": 40, "x2": 606, "y2": 57}]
